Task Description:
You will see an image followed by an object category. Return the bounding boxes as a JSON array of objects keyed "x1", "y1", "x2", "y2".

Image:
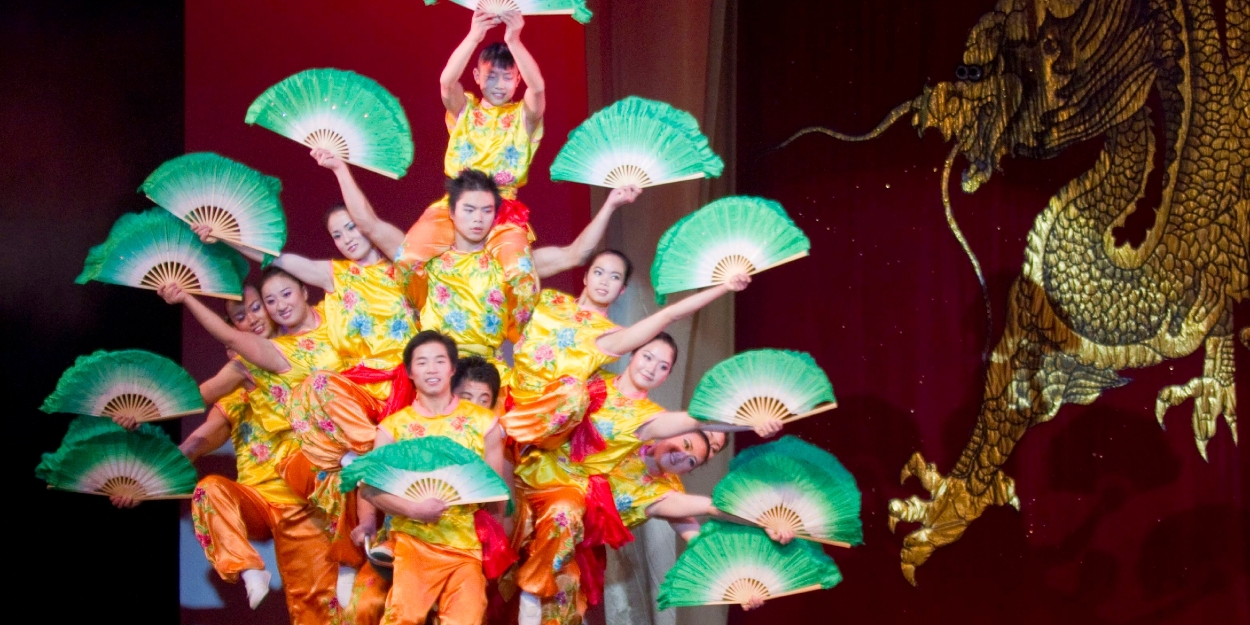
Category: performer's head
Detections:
[
  {"x1": 651, "y1": 430, "x2": 714, "y2": 475},
  {"x1": 404, "y1": 330, "x2": 459, "y2": 397},
  {"x1": 225, "y1": 282, "x2": 274, "y2": 338},
  {"x1": 447, "y1": 169, "x2": 501, "y2": 247},
  {"x1": 260, "y1": 267, "x2": 312, "y2": 329},
  {"x1": 324, "y1": 204, "x2": 376, "y2": 262},
  {"x1": 625, "y1": 332, "x2": 678, "y2": 392},
  {"x1": 581, "y1": 249, "x2": 632, "y2": 307},
  {"x1": 452, "y1": 355, "x2": 501, "y2": 409},
  {"x1": 473, "y1": 42, "x2": 520, "y2": 106}
]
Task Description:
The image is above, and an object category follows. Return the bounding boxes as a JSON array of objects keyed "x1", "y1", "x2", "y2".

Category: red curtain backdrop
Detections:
[
  {"x1": 734, "y1": 1, "x2": 1248, "y2": 624},
  {"x1": 181, "y1": 0, "x2": 590, "y2": 383}
]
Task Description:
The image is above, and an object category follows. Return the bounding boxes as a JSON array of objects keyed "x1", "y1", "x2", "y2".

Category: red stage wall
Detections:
[
  {"x1": 182, "y1": 0, "x2": 589, "y2": 383},
  {"x1": 734, "y1": 1, "x2": 1248, "y2": 623}
]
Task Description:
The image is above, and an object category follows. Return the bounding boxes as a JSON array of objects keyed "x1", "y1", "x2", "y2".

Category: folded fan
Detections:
[
  {"x1": 141, "y1": 152, "x2": 286, "y2": 256},
  {"x1": 550, "y1": 96, "x2": 723, "y2": 188},
  {"x1": 688, "y1": 350, "x2": 836, "y2": 427},
  {"x1": 424, "y1": 0, "x2": 593, "y2": 23},
  {"x1": 651, "y1": 196, "x2": 809, "y2": 304},
  {"x1": 76, "y1": 209, "x2": 249, "y2": 300},
  {"x1": 714, "y1": 453, "x2": 862, "y2": 548},
  {"x1": 341, "y1": 436, "x2": 509, "y2": 506},
  {"x1": 245, "y1": 68, "x2": 414, "y2": 179},
  {"x1": 657, "y1": 520, "x2": 842, "y2": 609},
  {"x1": 37, "y1": 417, "x2": 197, "y2": 500},
  {"x1": 41, "y1": 349, "x2": 204, "y2": 422}
]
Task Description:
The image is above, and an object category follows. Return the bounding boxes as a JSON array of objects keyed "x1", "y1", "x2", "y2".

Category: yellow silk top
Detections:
[
  {"x1": 243, "y1": 314, "x2": 341, "y2": 434},
  {"x1": 445, "y1": 93, "x2": 542, "y2": 199},
  {"x1": 422, "y1": 249, "x2": 536, "y2": 359},
  {"x1": 378, "y1": 400, "x2": 498, "y2": 551},
  {"x1": 509, "y1": 290, "x2": 621, "y2": 404},
  {"x1": 608, "y1": 450, "x2": 686, "y2": 528},
  {"x1": 219, "y1": 389, "x2": 303, "y2": 505},
  {"x1": 323, "y1": 258, "x2": 418, "y2": 371},
  {"x1": 515, "y1": 371, "x2": 665, "y2": 490}
]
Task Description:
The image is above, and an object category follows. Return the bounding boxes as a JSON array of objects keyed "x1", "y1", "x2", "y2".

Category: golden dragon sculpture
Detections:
[{"x1": 777, "y1": 0, "x2": 1248, "y2": 585}]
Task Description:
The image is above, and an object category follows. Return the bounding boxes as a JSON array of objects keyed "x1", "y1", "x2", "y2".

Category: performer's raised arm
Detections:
[
  {"x1": 533, "y1": 185, "x2": 641, "y2": 279},
  {"x1": 441, "y1": 10, "x2": 500, "y2": 117},
  {"x1": 499, "y1": 11, "x2": 545, "y2": 135},
  {"x1": 313, "y1": 148, "x2": 406, "y2": 260},
  {"x1": 191, "y1": 223, "x2": 334, "y2": 291},
  {"x1": 596, "y1": 273, "x2": 750, "y2": 356}
]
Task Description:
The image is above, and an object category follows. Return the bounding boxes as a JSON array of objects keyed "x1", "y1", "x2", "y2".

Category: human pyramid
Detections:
[{"x1": 37, "y1": 6, "x2": 863, "y2": 625}]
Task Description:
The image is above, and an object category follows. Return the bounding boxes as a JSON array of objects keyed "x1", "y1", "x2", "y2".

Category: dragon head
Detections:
[{"x1": 912, "y1": 0, "x2": 1156, "y2": 193}]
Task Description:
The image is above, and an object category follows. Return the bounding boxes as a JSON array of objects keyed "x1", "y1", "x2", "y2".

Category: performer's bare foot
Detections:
[{"x1": 241, "y1": 569, "x2": 272, "y2": 609}]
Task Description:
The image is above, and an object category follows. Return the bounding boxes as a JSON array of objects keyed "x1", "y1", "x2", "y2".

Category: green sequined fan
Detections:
[
  {"x1": 76, "y1": 209, "x2": 249, "y2": 300},
  {"x1": 245, "y1": 68, "x2": 414, "y2": 179},
  {"x1": 657, "y1": 520, "x2": 842, "y2": 609},
  {"x1": 714, "y1": 452, "x2": 862, "y2": 548},
  {"x1": 141, "y1": 152, "x2": 286, "y2": 256},
  {"x1": 424, "y1": 0, "x2": 593, "y2": 23},
  {"x1": 341, "y1": 436, "x2": 509, "y2": 506},
  {"x1": 688, "y1": 350, "x2": 836, "y2": 427},
  {"x1": 41, "y1": 349, "x2": 204, "y2": 422},
  {"x1": 37, "y1": 417, "x2": 196, "y2": 500},
  {"x1": 551, "y1": 96, "x2": 723, "y2": 188}
]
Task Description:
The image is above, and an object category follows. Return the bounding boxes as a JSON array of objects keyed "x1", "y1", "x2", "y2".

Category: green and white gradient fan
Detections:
[
  {"x1": 730, "y1": 435, "x2": 844, "y2": 473},
  {"x1": 651, "y1": 196, "x2": 809, "y2": 304},
  {"x1": 657, "y1": 520, "x2": 842, "y2": 609},
  {"x1": 341, "y1": 436, "x2": 509, "y2": 506},
  {"x1": 245, "y1": 68, "x2": 414, "y2": 179},
  {"x1": 77, "y1": 209, "x2": 249, "y2": 300},
  {"x1": 688, "y1": 350, "x2": 836, "y2": 427},
  {"x1": 141, "y1": 152, "x2": 286, "y2": 256},
  {"x1": 714, "y1": 453, "x2": 862, "y2": 548},
  {"x1": 41, "y1": 349, "x2": 204, "y2": 423},
  {"x1": 550, "y1": 96, "x2": 723, "y2": 188},
  {"x1": 36, "y1": 417, "x2": 197, "y2": 501},
  {"x1": 424, "y1": 0, "x2": 593, "y2": 23}
]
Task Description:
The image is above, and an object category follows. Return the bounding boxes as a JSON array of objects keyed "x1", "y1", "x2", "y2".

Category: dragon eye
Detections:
[{"x1": 956, "y1": 64, "x2": 985, "y2": 82}]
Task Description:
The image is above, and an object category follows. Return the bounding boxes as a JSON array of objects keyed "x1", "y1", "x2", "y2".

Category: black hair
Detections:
[
  {"x1": 478, "y1": 42, "x2": 516, "y2": 70},
  {"x1": 402, "y1": 330, "x2": 459, "y2": 373},
  {"x1": 451, "y1": 355, "x2": 502, "y2": 408},
  {"x1": 692, "y1": 430, "x2": 713, "y2": 466},
  {"x1": 589, "y1": 249, "x2": 633, "y2": 283},
  {"x1": 323, "y1": 204, "x2": 348, "y2": 229},
  {"x1": 635, "y1": 331, "x2": 679, "y2": 363},
  {"x1": 260, "y1": 266, "x2": 305, "y2": 292},
  {"x1": 446, "y1": 169, "x2": 503, "y2": 216}
]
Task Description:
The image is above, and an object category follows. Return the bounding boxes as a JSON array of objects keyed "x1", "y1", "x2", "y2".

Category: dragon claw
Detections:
[{"x1": 1155, "y1": 372, "x2": 1237, "y2": 459}]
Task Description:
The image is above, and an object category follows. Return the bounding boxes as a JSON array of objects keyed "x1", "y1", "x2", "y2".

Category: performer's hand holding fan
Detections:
[
  {"x1": 41, "y1": 349, "x2": 204, "y2": 423},
  {"x1": 141, "y1": 152, "x2": 287, "y2": 256},
  {"x1": 651, "y1": 196, "x2": 809, "y2": 304},
  {"x1": 245, "y1": 68, "x2": 414, "y2": 179},
  {"x1": 76, "y1": 209, "x2": 249, "y2": 300},
  {"x1": 341, "y1": 436, "x2": 510, "y2": 507},
  {"x1": 36, "y1": 416, "x2": 197, "y2": 501},
  {"x1": 424, "y1": 0, "x2": 593, "y2": 23},
  {"x1": 713, "y1": 438, "x2": 863, "y2": 548},
  {"x1": 688, "y1": 349, "x2": 836, "y2": 428},
  {"x1": 550, "y1": 96, "x2": 723, "y2": 188},
  {"x1": 657, "y1": 520, "x2": 842, "y2": 610}
]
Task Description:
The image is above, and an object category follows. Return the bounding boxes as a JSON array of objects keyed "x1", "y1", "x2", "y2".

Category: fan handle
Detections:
[
  {"x1": 137, "y1": 262, "x2": 242, "y2": 301},
  {"x1": 732, "y1": 398, "x2": 836, "y2": 427},
  {"x1": 706, "y1": 582, "x2": 825, "y2": 606}
]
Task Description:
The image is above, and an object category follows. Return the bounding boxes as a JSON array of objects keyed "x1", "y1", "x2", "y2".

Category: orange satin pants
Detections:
[
  {"x1": 190, "y1": 475, "x2": 340, "y2": 624},
  {"x1": 382, "y1": 534, "x2": 487, "y2": 625},
  {"x1": 502, "y1": 378, "x2": 592, "y2": 448},
  {"x1": 513, "y1": 485, "x2": 587, "y2": 625}
]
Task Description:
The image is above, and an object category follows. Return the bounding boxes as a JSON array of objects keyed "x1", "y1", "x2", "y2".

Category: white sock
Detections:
[
  {"x1": 240, "y1": 569, "x2": 272, "y2": 610},
  {"x1": 519, "y1": 591, "x2": 541, "y2": 625},
  {"x1": 336, "y1": 566, "x2": 358, "y2": 608}
]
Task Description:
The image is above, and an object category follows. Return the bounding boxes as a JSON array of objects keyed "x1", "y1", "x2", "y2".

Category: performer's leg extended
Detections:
[
  {"x1": 271, "y1": 504, "x2": 342, "y2": 625},
  {"x1": 382, "y1": 534, "x2": 483, "y2": 625}
]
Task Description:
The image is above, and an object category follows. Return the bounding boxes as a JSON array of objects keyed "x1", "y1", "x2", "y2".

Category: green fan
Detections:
[
  {"x1": 141, "y1": 152, "x2": 287, "y2": 256},
  {"x1": 550, "y1": 96, "x2": 723, "y2": 188},
  {"x1": 425, "y1": 0, "x2": 593, "y2": 23},
  {"x1": 651, "y1": 196, "x2": 809, "y2": 304},
  {"x1": 245, "y1": 68, "x2": 414, "y2": 179},
  {"x1": 657, "y1": 520, "x2": 842, "y2": 609},
  {"x1": 688, "y1": 350, "x2": 836, "y2": 427},
  {"x1": 714, "y1": 453, "x2": 862, "y2": 548},
  {"x1": 76, "y1": 209, "x2": 249, "y2": 300},
  {"x1": 37, "y1": 418, "x2": 196, "y2": 501},
  {"x1": 341, "y1": 436, "x2": 510, "y2": 506},
  {"x1": 41, "y1": 350, "x2": 204, "y2": 423},
  {"x1": 730, "y1": 435, "x2": 843, "y2": 473}
]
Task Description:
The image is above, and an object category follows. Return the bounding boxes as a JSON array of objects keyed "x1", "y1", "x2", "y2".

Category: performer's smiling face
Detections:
[
  {"x1": 450, "y1": 190, "x2": 497, "y2": 246},
  {"x1": 326, "y1": 209, "x2": 373, "y2": 262},
  {"x1": 408, "y1": 342, "x2": 454, "y2": 396},
  {"x1": 652, "y1": 433, "x2": 711, "y2": 475},
  {"x1": 582, "y1": 254, "x2": 628, "y2": 307},
  {"x1": 627, "y1": 339, "x2": 675, "y2": 391},
  {"x1": 260, "y1": 273, "x2": 310, "y2": 329},
  {"x1": 473, "y1": 61, "x2": 520, "y2": 106},
  {"x1": 226, "y1": 285, "x2": 274, "y2": 338}
]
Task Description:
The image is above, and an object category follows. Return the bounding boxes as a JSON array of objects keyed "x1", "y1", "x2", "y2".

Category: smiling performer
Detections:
[{"x1": 512, "y1": 334, "x2": 784, "y2": 625}]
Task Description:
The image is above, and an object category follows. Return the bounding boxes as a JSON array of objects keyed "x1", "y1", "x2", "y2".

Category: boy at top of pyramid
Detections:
[{"x1": 400, "y1": 9, "x2": 545, "y2": 282}]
